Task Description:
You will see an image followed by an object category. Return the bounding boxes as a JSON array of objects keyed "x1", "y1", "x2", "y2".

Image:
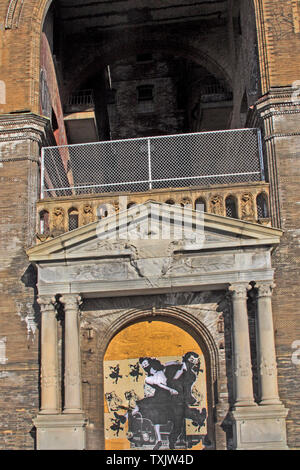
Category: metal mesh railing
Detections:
[{"x1": 41, "y1": 128, "x2": 264, "y2": 198}]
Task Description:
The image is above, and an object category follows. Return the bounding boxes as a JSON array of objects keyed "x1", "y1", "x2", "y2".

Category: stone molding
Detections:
[{"x1": 0, "y1": 113, "x2": 54, "y2": 147}]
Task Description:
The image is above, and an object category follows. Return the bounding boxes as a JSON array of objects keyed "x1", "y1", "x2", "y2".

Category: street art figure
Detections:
[
  {"x1": 124, "y1": 390, "x2": 140, "y2": 409},
  {"x1": 164, "y1": 352, "x2": 206, "y2": 448},
  {"x1": 109, "y1": 416, "x2": 124, "y2": 437},
  {"x1": 129, "y1": 361, "x2": 143, "y2": 382},
  {"x1": 113, "y1": 352, "x2": 207, "y2": 449},
  {"x1": 105, "y1": 391, "x2": 123, "y2": 412},
  {"x1": 109, "y1": 364, "x2": 122, "y2": 384}
]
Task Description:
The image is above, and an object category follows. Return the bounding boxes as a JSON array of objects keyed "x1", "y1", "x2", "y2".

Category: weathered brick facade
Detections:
[{"x1": 0, "y1": 0, "x2": 300, "y2": 450}]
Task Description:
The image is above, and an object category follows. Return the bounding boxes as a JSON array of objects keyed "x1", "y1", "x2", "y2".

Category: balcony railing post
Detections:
[
  {"x1": 148, "y1": 138, "x2": 152, "y2": 190},
  {"x1": 41, "y1": 147, "x2": 45, "y2": 200},
  {"x1": 257, "y1": 129, "x2": 265, "y2": 181}
]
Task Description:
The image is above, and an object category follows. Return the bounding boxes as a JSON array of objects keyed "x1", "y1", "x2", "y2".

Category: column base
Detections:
[
  {"x1": 39, "y1": 409, "x2": 60, "y2": 415},
  {"x1": 230, "y1": 404, "x2": 289, "y2": 450},
  {"x1": 33, "y1": 413, "x2": 87, "y2": 450},
  {"x1": 63, "y1": 408, "x2": 85, "y2": 414}
]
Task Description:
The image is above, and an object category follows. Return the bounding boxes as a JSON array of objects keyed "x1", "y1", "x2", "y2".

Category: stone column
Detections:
[
  {"x1": 37, "y1": 296, "x2": 59, "y2": 414},
  {"x1": 256, "y1": 282, "x2": 282, "y2": 405},
  {"x1": 229, "y1": 283, "x2": 256, "y2": 407},
  {"x1": 60, "y1": 295, "x2": 83, "y2": 413}
]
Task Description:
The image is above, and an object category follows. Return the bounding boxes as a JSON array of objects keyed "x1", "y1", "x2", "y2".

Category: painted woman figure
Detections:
[
  {"x1": 115, "y1": 357, "x2": 178, "y2": 449},
  {"x1": 134, "y1": 357, "x2": 178, "y2": 449}
]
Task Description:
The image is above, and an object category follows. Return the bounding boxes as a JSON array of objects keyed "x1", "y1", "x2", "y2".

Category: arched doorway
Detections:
[{"x1": 103, "y1": 320, "x2": 209, "y2": 450}]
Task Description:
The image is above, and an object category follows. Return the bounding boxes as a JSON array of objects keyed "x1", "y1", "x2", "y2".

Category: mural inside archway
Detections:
[{"x1": 104, "y1": 321, "x2": 208, "y2": 450}]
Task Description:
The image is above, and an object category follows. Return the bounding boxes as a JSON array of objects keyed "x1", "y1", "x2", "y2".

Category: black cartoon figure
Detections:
[
  {"x1": 129, "y1": 362, "x2": 143, "y2": 382},
  {"x1": 109, "y1": 364, "x2": 122, "y2": 384}
]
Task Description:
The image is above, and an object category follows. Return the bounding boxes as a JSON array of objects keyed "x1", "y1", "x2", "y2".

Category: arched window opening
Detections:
[
  {"x1": 225, "y1": 196, "x2": 237, "y2": 218},
  {"x1": 68, "y1": 208, "x2": 79, "y2": 231},
  {"x1": 127, "y1": 202, "x2": 137, "y2": 209},
  {"x1": 195, "y1": 198, "x2": 206, "y2": 212},
  {"x1": 39, "y1": 210, "x2": 50, "y2": 234},
  {"x1": 165, "y1": 199, "x2": 175, "y2": 205},
  {"x1": 257, "y1": 193, "x2": 269, "y2": 219},
  {"x1": 97, "y1": 204, "x2": 109, "y2": 219}
]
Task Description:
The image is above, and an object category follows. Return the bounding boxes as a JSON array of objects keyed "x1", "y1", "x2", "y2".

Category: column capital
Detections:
[
  {"x1": 228, "y1": 283, "x2": 252, "y2": 300},
  {"x1": 256, "y1": 282, "x2": 276, "y2": 298},
  {"x1": 60, "y1": 294, "x2": 82, "y2": 310},
  {"x1": 37, "y1": 296, "x2": 57, "y2": 312}
]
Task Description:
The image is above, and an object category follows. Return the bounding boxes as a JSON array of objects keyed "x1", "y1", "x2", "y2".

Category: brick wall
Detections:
[{"x1": 0, "y1": 114, "x2": 49, "y2": 448}]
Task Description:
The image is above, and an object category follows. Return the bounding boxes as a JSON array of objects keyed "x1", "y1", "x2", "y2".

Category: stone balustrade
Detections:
[{"x1": 36, "y1": 181, "x2": 270, "y2": 242}]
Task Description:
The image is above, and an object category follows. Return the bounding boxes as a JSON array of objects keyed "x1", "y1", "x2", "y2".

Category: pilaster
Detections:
[
  {"x1": 37, "y1": 296, "x2": 59, "y2": 414},
  {"x1": 228, "y1": 283, "x2": 256, "y2": 408}
]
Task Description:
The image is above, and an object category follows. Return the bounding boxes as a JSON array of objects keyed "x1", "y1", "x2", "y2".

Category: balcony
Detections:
[
  {"x1": 41, "y1": 128, "x2": 265, "y2": 199},
  {"x1": 63, "y1": 89, "x2": 99, "y2": 144},
  {"x1": 37, "y1": 128, "x2": 269, "y2": 241}
]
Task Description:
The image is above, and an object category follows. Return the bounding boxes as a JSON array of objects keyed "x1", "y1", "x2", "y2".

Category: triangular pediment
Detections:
[{"x1": 27, "y1": 201, "x2": 282, "y2": 262}]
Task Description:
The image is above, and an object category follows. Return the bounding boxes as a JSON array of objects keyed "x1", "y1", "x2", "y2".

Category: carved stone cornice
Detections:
[
  {"x1": 0, "y1": 113, "x2": 50, "y2": 128},
  {"x1": 0, "y1": 113, "x2": 54, "y2": 147},
  {"x1": 248, "y1": 87, "x2": 300, "y2": 127}
]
